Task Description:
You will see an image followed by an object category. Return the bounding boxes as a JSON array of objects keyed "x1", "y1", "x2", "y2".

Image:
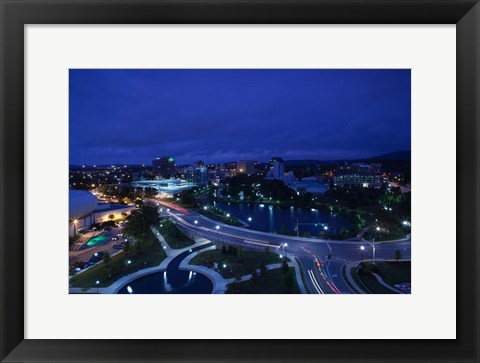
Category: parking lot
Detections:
[{"x1": 69, "y1": 224, "x2": 128, "y2": 269}]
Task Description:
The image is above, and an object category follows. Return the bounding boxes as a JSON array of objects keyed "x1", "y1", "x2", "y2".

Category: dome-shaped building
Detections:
[{"x1": 69, "y1": 190, "x2": 98, "y2": 237}]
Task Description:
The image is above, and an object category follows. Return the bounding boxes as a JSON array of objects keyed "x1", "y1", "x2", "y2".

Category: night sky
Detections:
[{"x1": 69, "y1": 69, "x2": 410, "y2": 165}]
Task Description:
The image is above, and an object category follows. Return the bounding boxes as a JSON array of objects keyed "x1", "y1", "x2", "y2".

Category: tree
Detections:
[
  {"x1": 123, "y1": 241, "x2": 131, "y2": 254},
  {"x1": 180, "y1": 190, "x2": 196, "y2": 206},
  {"x1": 394, "y1": 250, "x2": 402, "y2": 261},
  {"x1": 222, "y1": 245, "x2": 227, "y2": 254},
  {"x1": 123, "y1": 205, "x2": 161, "y2": 239},
  {"x1": 134, "y1": 239, "x2": 144, "y2": 254}
]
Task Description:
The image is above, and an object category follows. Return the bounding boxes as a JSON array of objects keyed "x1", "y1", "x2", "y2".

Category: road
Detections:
[{"x1": 159, "y1": 202, "x2": 411, "y2": 294}]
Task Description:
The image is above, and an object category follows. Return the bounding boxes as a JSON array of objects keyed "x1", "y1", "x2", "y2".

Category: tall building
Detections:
[
  {"x1": 334, "y1": 162, "x2": 382, "y2": 188},
  {"x1": 283, "y1": 171, "x2": 297, "y2": 186},
  {"x1": 236, "y1": 160, "x2": 255, "y2": 175},
  {"x1": 152, "y1": 156, "x2": 176, "y2": 179},
  {"x1": 270, "y1": 157, "x2": 285, "y2": 180},
  {"x1": 185, "y1": 160, "x2": 208, "y2": 187}
]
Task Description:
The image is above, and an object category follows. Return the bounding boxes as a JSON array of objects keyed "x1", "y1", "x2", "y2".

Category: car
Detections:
[
  {"x1": 89, "y1": 251, "x2": 105, "y2": 262},
  {"x1": 77, "y1": 261, "x2": 89, "y2": 269},
  {"x1": 111, "y1": 237, "x2": 118, "y2": 241},
  {"x1": 112, "y1": 244, "x2": 124, "y2": 249}
]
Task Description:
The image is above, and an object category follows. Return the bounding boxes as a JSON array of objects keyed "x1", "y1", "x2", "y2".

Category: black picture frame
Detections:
[{"x1": 1, "y1": 1, "x2": 479, "y2": 362}]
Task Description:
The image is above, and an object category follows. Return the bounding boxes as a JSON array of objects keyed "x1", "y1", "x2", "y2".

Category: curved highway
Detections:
[{"x1": 159, "y1": 204, "x2": 411, "y2": 294}]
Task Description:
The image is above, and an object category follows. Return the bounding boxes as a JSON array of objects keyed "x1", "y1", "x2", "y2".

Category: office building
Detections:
[
  {"x1": 152, "y1": 156, "x2": 176, "y2": 179},
  {"x1": 334, "y1": 162, "x2": 382, "y2": 188}
]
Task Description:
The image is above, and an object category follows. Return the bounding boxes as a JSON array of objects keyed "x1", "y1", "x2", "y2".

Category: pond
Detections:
[
  {"x1": 214, "y1": 201, "x2": 352, "y2": 236},
  {"x1": 117, "y1": 247, "x2": 213, "y2": 294}
]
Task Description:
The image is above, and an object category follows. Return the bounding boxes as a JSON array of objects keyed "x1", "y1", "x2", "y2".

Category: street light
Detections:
[
  {"x1": 194, "y1": 220, "x2": 198, "y2": 225},
  {"x1": 360, "y1": 245, "x2": 365, "y2": 262},
  {"x1": 95, "y1": 280, "x2": 100, "y2": 293},
  {"x1": 72, "y1": 219, "x2": 78, "y2": 237},
  {"x1": 215, "y1": 225, "x2": 220, "y2": 242},
  {"x1": 248, "y1": 217, "x2": 252, "y2": 222},
  {"x1": 226, "y1": 213, "x2": 230, "y2": 218},
  {"x1": 284, "y1": 243, "x2": 288, "y2": 258},
  {"x1": 364, "y1": 238, "x2": 376, "y2": 264}
]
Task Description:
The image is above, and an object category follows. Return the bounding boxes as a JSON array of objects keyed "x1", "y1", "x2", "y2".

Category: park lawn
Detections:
[
  {"x1": 375, "y1": 261, "x2": 411, "y2": 286},
  {"x1": 159, "y1": 220, "x2": 195, "y2": 249},
  {"x1": 190, "y1": 249, "x2": 283, "y2": 279},
  {"x1": 349, "y1": 267, "x2": 371, "y2": 293},
  {"x1": 197, "y1": 209, "x2": 243, "y2": 227},
  {"x1": 70, "y1": 229, "x2": 167, "y2": 289},
  {"x1": 226, "y1": 267, "x2": 300, "y2": 294}
]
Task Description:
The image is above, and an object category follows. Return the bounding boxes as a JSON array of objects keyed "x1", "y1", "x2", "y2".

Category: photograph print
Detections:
[{"x1": 69, "y1": 69, "x2": 411, "y2": 295}]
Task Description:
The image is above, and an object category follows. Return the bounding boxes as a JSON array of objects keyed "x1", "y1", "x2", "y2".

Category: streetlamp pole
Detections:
[
  {"x1": 333, "y1": 213, "x2": 336, "y2": 234},
  {"x1": 360, "y1": 245, "x2": 365, "y2": 262},
  {"x1": 372, "y1": 238, "x2": 376, "y2": 265}
]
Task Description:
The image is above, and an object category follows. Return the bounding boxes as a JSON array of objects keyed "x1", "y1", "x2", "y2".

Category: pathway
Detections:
[{"x1": 69, "y1": 226, "x2": 211, "y2": 294}]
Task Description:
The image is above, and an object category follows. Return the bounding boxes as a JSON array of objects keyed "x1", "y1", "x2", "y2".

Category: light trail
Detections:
[
  {"x1": 302, "y1": 247, "x2": 342, "y2": 294},
  {"x1": 308, "y1": 269, "x2": 324, "y2": 294}
]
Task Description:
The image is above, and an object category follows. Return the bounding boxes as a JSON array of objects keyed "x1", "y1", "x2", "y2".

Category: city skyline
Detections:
[
  {"x1": 69, "y1": 149, "x2": 410, "y2": 168},
  {"x1": 70, "y1": 69, "x2": 411, "y2": 165}
]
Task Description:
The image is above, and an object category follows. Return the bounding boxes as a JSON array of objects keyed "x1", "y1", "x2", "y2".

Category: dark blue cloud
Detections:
[{"x1": 69, "y1": 69, "x2": 410, "y2": 165}]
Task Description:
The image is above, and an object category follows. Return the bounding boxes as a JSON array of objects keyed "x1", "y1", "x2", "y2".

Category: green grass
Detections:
[
  {"x1": 159, "y1": 220, "x2": 195, "y2": 249},
  {"x1": 357, "y1": 272, "x2": 397, "y2": 294},
  {"x1": 353, "y1": 261, "x2": 410, "y2": 294},
  {"x1": 350, "y1": 267, "x2": 371, "y2": 293},
  {"x1": 226, "y1": 267, "x2": 301, "y2": 294},
  {"x1": 374, "y1": 261, "x2": 411, "y2": 286},
  {"x1": 70, "y1": 229, "x2": 167, "y2": 288},
  {"x1": 190, "y1": 248, "x2": 283, "y2": 279}
]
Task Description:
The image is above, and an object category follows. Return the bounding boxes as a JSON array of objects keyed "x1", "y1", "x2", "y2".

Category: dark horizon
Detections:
[
  {"x1": 69, "y1": 149, "x2": 411, "y2": 168},
  {"x1": 70, "y1": 69, "x2": 411, "y2": 165}
]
